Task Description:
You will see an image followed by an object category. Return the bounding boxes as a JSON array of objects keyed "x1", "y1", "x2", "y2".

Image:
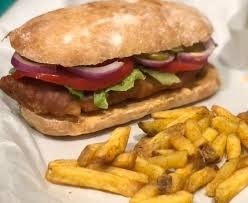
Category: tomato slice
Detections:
[
  {"x1": 13, "y1": 58, "x2": 134, "y2": 91},
  {"x1": 145, "y1": 59, "x2": 207, "y2": 73}
]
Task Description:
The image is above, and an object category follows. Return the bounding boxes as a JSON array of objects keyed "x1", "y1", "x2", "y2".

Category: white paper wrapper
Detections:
[{"x1": 1, "y1": 1, "x2": 248, "y2": 203}]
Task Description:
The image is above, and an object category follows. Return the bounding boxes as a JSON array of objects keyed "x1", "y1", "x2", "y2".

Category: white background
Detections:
[{"x1": 0, "y1": 0, "x2": 248, "y2": 202}]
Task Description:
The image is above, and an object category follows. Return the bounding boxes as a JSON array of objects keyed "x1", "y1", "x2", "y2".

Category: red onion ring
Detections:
[
  {"x1": 11, "y1": 53, "x2": 58, "y2": 74},
  {"x1": 67, "y1": 61, "x2": 125, "y2": 79},
  {"x1": 135, "y1": 54, "x2": 175, "y2": 68},
  {"x1": 177, "y1": 38, "x2": 216, "y2": 63}
]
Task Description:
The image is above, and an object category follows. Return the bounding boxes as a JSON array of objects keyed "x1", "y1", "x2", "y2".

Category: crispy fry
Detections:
[
  {"x1": 198, "y1": 116, "x2": 211, "y2": 132},
  {"x1": 211, "y1": 116, "x2": 238, "y2": 134},
  {"x1": 199, "y1": 143, "x2": 220, "y2": 164},
  {"x1": 46, "y1": 160, "x2": 143, "y2": 197},
  {"x1": 212, "y1": 105, "x2": 240, "y2": 123},
  {"x1": 166, "y1": 107, "x2": 209, "y2": 128},
  {"x1": 185, "y1": 119, "x2": 207, "y2": 147},
  {"x1": 138, "y1": 119, "x2": 174, "y2": 135},
  {"x1": 206, "y1": 158, "x2": 239, "y2": 197},
  {"x1": 88, "y1": 163, "x2": 148, "y2": 184},
  {"x1": 157, "y1": 157, "x2": 204, "y2": 193},
  {"x1": 152, "y1": 149, "x2": 176, "y2": 157},
  {"x1": 169, "y1": 133, "x2": 196, "y2": 156},
  {"x1": 212, "y1": 133, "x2": 227, "y2": 158},
  {"x1": 112, "y1": 151, "x2": 137, "y2": 169},
  {"x1": 148, "y1": 151, "x2": 188, "y2": 169},
  {"x1": 237, "y1": 120, "x2": 248, "y2": 148},
  {"x1": 77, "y1": 142, "x2": 103, "y2": 167},
  {"x1": 151, "y1": 107, "x2": 196, "y2": 119},
  {"x1": 136, "y1": 191, "x2": 193, "y2": 203},
  {"x1": 134, "y1": 157, "x2": 164, "y2": 181},
  {"x1": 238, "y1": 155, "x2": 248, "y2": 169},
  {"x1": 135, "y1": 124, "x2": 183, "y2": 158},
  {"x1": 130, "y1": 184, "x2": 160, "y2": 203},
  {"x1": 184, "y1": 166, "x2": 217, "y2": 193},
  {"x1": 215, "y1": 167, "x2": 248, "y2": 203},
  {"x1": 95, "y1": 127, "x2": 130, "y2": 163},
  {"x1": 202, "y1": 127, "x2": 218, "y2": 143},
  {"x1": 238, "y1": 111, "x2": 248, "y2": 123},
  {"x1": 226, "y1": 134, "x2": 241, "y2": 160}
]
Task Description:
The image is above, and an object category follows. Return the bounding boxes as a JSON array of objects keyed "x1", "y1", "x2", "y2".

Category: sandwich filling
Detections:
[{"x1": 0, "y1": 39, "x2": 216, "y2": 117}]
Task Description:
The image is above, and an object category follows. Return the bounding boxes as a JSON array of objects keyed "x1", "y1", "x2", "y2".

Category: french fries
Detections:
[
  {"x1": 237, "y1": 120, "x2": 248, "y2": 148},
  {"x1": 148, "y1": 151, "x2": 188, "y2": 169},
  {"x1": 226, "y1": 134, "x2": 241, "y2": 160},
  {"x1": 94, "y1": 127, "x2": 130, "y2": 163},
  {"x1": 136, "y1": 191, "x2": 193, "y2": 203},
  {"x1": 212, "y1": 105, "x2": 240, "y2": 123},
  {"x1": 134, "y1": 157, "x2": 165, "y2": 181},
  {"x1": 202, "y1": 127, "x2": 218, "y2": 143},
  {"x1": 130, "y1": 183, "x2": 160, "y2": 203},
  {"x1": 211, "y1": 116, "x2": 238, "y2": 134},
  {"x1": 112, "y1": 151, "x2": 137, "y2": 169},
  {"x1": 77, "y1": 142, "x2": 103, "y2": 167},
  {"x1": 88, "y1": 163, "x2": 148, "y2": 184},
  {"x1": 169, "y1": 133, "x2": 196, "y2": 156},
  {"x1": 46, "y1": 160, "x2": 143, "y2": 197},
  {"x1": 47, "y1": 105, "x2": 248, "y2": 203},
  {"x1": 211, "y1": 133, "x2": 227, "y2": 158},
  {"x1": 184, "y1": 166, "x2": 217, "y2": 193},
  {"x1": 206, "y1": 158, "x2": 239, "y2": 197},
  {"x1": 215, "y1": 167, "x2": 248, "y2": 203}
]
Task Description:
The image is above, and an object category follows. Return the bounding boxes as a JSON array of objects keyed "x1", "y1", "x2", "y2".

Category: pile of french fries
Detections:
[{"x1": 46, "y1": 105, "x2": 248, "y2": 203}]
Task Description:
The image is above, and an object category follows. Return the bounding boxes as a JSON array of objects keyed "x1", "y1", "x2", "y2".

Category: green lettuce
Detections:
[
  {"x1": 140, "y1": 68, "x2": 181, "y2": 85},
  {"x1": 66, "y1": 87, "x2": 84, "y2": 100},
  {"x1": 94, "y1": 69, "x2": 146, "y2": 109}
]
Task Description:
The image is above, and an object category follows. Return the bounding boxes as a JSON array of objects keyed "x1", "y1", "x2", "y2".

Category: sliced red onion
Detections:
[
  {"x1": 67, "y1": 61, "x2": 124, "y2": 79},
  {"x1": 11, "y1": 53, "x2": 58, "y2": 74},
  {"x1": 177, "y1": 38, "x2": 216, "y2": 63},
  {"x1": 135, "y1": 54, "x2": 175, "y2": 68}
]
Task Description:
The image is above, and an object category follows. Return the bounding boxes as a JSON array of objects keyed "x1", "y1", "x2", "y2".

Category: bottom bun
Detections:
[{"x1": 20, "y1": 64, "x2": 220, "y2": 136}]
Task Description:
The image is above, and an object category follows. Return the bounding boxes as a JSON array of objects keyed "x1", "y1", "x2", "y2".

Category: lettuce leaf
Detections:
[
  {"x1": 94, "y1": 69, "x2": 145, "y2": 109},
  {"x1": 66, "y1": 87, "x2": 84, "y2": 100},
  {"x1": 140, "y1": 68, "x2": 181, "y2": 85}
]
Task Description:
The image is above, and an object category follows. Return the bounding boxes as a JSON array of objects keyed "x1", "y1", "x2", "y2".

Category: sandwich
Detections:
[{"x1": 0, "y1": 0, "x2": 220, "y2": 136}]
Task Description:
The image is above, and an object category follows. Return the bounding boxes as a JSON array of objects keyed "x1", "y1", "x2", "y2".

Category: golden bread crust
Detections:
[
  {"x1": 20, "y1": 64, "x2": 220, "y2": 136},
  {"x1": 10, "y1": 0, "x2": 213, "y2": 66}
]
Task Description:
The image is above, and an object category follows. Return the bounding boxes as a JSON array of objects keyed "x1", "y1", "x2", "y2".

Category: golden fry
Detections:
[
  {"x1": 151, "y1": 107, "x2": 196, "y2": 119},
  {"x1": 169, "y1": 133, "x2": 196, "y2": 156},
  {"x1": 152, "y1": 149, "x2": 176, "y2": 157},
  {"x1": 184, "y1": 166, "x2": 217, "y2": 193},
  {"x1": 226, "y1": 134, "x2": 241, "y2": 160},
  {"x1": 136, "y1": 191, "x2": 193, "y2": 203},
  {"x1": 77, "y1": 142, "x2": 103, "y2": 167},
  {"x1": 157, "y1": 158, "x2": 203, "y2": 193},
  {"x1": 202, "y1": 127, "x2": 218, "y2": 143},
  {"x1": 88, "y1": 163, "x2": 148, "y2": 184},
  {"x1": 211, "y1": 116, "x2": 238, "y2": 134},
  {"x1": 198, "y1": 116, "x2": 211, "y2": 132},
  {"x1": 148, "y1": 151, "x2": 188, "y2": 169},
  {"x1": 112, "y1": 151, "x2": 137, "y2": 169},
  {"x1": 237, "y1": 121, "x2": 248, "y2": 148},
  {"x1": 212, "y1": 133, "x2": 227, "y2": 158},
  {"x1": 211, "y1": 105, "x2": 240, "y2": 123},
  {"x1": 238, "y1": 155, "x2": 248, "y2": 169},
  {"x1": 130, "y1": 184, "x2": 160, "y2": 203},
  {"x1": 95, "y1": 127, "x2": 130, "y2": 163},
  {"x1": 215, "y1": 167, "x2": 248, "y2": 203},
  {"x1": 134, "y1": 157, "x2": 164, "y2": 181},
  {"x1": 206, "y1": 158, "x2": 239, "y2": 197},
  {"x1": 46, "y1": 160, "x2": 143, "y2": 197}
]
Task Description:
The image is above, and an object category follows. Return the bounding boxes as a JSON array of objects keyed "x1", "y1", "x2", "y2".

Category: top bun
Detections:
[{"x1": 9, "y1": 0, "x2": 213, "y2": 67}]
